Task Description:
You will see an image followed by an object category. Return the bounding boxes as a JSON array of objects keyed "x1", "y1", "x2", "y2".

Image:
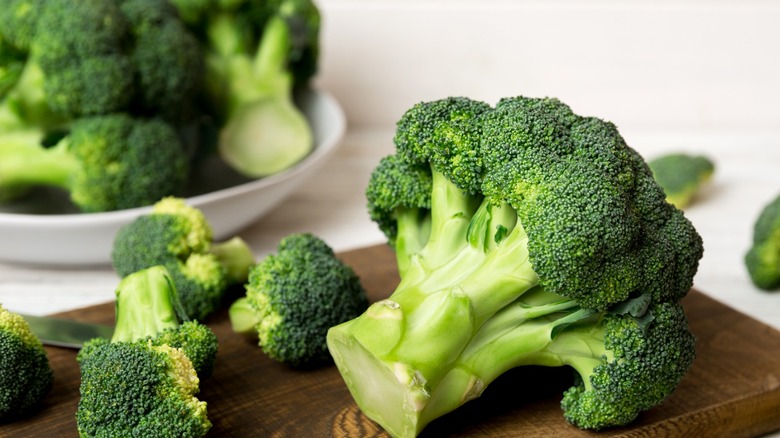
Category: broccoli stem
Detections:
[
  {"x1": 111, "y1": 266, "x2": 182, "y2": 343},
  {"x1": 227, "y1": 297, "x2": 258, "y2": 335},
  {"x1": 328, "y1": 287, "x2": 598, "y2": 438},
  {"x1": 214, "y1": 3, "x2": 313, "y2": 178},
  {"x1": 208, "y1": 236, "x2": 255, "y2": 285},
  {"x1": 0, "y1": 132, "x2": 79, "y2": 192}
]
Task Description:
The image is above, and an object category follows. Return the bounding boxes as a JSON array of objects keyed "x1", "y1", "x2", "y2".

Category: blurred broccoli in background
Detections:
[
  {"x1": 113, "y1": 197, "x2": 255, "y2": 321},
  {"x1": 745, "y1": 193, "x2": 780, "y2": 291},
  {"x1": 0, "y1": 0, "x2": 205, "y2": 212},
  {"x1": 0, "y1": 303, "x2": 53, "y2": 422},
  {"x1": 0, "y1": 114, "x2": 189, "y2": 212},
  {"x1": 229, "y1": 233, "x2": 368, "y2": 367},
  {"x1": 76, "y1": 266, "x2": 217, "y2": 437},
  {"x1": 169, "y1": 0, "x2": 320, "y2": 178},
  {"x1": 648, "y1": 153, "x2": 715, "y2": 209}
]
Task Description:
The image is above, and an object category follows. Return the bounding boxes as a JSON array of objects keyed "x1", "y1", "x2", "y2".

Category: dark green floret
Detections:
[
  {"x1": 0, "y1": 113, "x2": 189, "y2": 212},
  {"x1": 745, "y1": 193, "x2": 780, "y2": 290},
  {"x1": 112, "y1": 197, "x2": 255, "y2": 321},
  {"x1": 76, "y1": 266, "x2": 217, "y2": 437},
  {"x1": 229, "y1": 233, "x2": 368, "y2": 367},
  {"x1": 648, "y1": 152, "x2": 715, "y2": 209},
  {"x1": 0, "y1": 0, "x2": 204, "y2": 122},
  {"x1": 0, "y1": 304, "x2": 53, "y2": 422},
  {"x1": 329, "y1": 96, "x2": 703, "y2": 436}
]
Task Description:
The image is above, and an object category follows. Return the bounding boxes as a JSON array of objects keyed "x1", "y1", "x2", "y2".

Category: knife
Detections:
[{"x1": 22, "y1": 314, "x2": 114, "y2": 349}]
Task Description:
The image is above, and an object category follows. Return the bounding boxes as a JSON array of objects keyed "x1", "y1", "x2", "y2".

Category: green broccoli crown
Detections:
[
  {"x1": 232, "y1": 233, "x2": 368, "y2": 367},
  {"x1": 118, "y1": 0, "x2": 204, "y2": 122},
  {"x1": 648, "y1": 153, "x2": 715, "y2": 209},
  {"x1": 366, "y1": 154, "x2": 433, "y2": 247},
  {"x1": 65, "y1": 114, "x2": 189, "y2": 212},
  {"x1": 0, "y1": 0, "x2": 44, "y2": 51},
  {"x1": 32, "y1": 0, "x2": 136, "y2": 118},
  {"x1": 745, "y1": 193, "x2": 780, "y2": 290},
  {"x1": 1, "y1": 0, "x2": 203, "y2": 123},
  {"x1": 0, "y1": 304, "x2": 53, "y2": 421},
  {"x1": 76, "y1": 340, "x2": 211, "y2": 437},
  {"x1": 169, "y1": 253, "x2": 229, "y2": 322},
  {"x1": 559, "y1": 301, "x2": 696, "y2": 429}
]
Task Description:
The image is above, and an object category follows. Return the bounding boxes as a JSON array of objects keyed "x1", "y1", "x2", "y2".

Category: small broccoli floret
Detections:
[
  {"x1": 112, "y1": 197, "x2": 255, "y2": 321},
  {"x1": 648, "y1": 152, "x2": 715, "y2": 209},
  {"x1": 745, "y1": 193, "x2": 780, "y2": 290},
  {"x1": 0, "y1": 304, "x2": 53, "y2": 422},
  {"x1": 170, "y1": 0, "x2": 319, "y2": 177},
  {"x1": 328, "y1": 96, "x2": 702, "y2": 436},
  {"x1": 76, "y1": 266, "x2": 217, "y2": 437},
  {"x1": 0, "y1": 113, "x2": 189, "y2": 211},
  {"x1": 118, "y1": 0, "x2": 204, "y2": 123},
  {"x1": 229, "y1": 233, "x2": 368, "y2": 367}
]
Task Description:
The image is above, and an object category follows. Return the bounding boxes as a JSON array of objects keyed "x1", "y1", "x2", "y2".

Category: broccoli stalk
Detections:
[
  {"x1": 76, "y1": 266, "x2": 218, "y2": 437},
  {"x1": 0, "y1": 114, "x2": 189, "y2": 212},
  {"x1": 327, "y1": 96, "x2": 702, "y2": 436},
  {"x1": 211, "y1": 1, "x2": 314, "y2": 178}
]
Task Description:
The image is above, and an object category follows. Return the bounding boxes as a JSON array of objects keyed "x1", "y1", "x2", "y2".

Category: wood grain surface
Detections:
[{"x1": 3, "y1": 244, "x2": 780, "y2": 437}]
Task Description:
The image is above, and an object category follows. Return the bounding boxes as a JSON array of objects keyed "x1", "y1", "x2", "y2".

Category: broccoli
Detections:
[
  {"x1": 745, "y1": 193, "x2": 780, "y2": 290},
  {"x1": 112, "y1": 197, "x2": 255, "y2": 321},
  {"x1": 0, "y1": 303, "x2": 53, "y2": 422},
  {"x1": 327, "y1": 96, "x2": 703, "y2": 436},
  {"x1": 229, "y1": 233, "x2": 368, "y2": 367},
  {"x1": 76, "y1": 265, "x2": 217, "y2": 437},
  {"x1": 0, "y1": 113, "x2": 189, "y2": 212},
  {"x1": 169, "y1": 0, "x2": 319, "y2": 177},
  {"x1": 0, "y1": 0, "x2": 203, "y2": 122},
  {"x1": 648, "y1": 152, "x2": 715, "y2": 209}
]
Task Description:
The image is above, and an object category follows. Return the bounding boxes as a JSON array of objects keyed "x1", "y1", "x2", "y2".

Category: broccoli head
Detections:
[
  {"x1": 76, "y1": 265, "x2": 217, "y2": 437},
  {"x1": 0, "y1": 0, "x2": 204, "y2": 123},
  {"x1": 648, "y1": 152, "x2": 715, "y2": 209},
  {"x1": 745, "y1": 193, "x2": 780, "y2": 290},
  {"x1": 229, "y1": 233, "x2": 368, "y2": 367},
  {"x1": 0, "y1": 303, "x2": 53, "y2": 422},
  {"x1": 112, "y1": 197, "x2": 255, "y2": 321},
  {"x1": 0, "y1": 113, "x2": 189, "y2": 212},
  {"x1": 327, "y1": 96, "x2": 702, "y2": 436}
]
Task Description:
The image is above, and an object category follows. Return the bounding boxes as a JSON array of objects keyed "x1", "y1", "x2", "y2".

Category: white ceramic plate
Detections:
[{"x1": 0, "y1": 89, "x2": 346, "y2": 266}]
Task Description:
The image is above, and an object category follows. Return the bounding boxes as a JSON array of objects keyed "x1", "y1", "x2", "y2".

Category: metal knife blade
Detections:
[{"x1": 22, "y1": 314, "x2": 114, "y2": 349}]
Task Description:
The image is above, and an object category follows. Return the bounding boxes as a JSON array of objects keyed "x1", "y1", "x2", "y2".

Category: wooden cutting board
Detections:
[{"x1": 4, "y1": 244, "x2": 780, "y2": 437}]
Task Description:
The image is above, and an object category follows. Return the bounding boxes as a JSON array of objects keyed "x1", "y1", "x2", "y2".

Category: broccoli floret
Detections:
[
  {"x1": 648, "y1": 152, "x2": 715, "y2": 209},
  {"x1": 0, "y1": 0, "x2": 203, "y2": 123},
  {"x1": 327, "y1": 96, "x2": 703, "y2": 436},
  {"x1": 229, "y1": 233, "x2": 368, "y2": 367},
  {"x1": 0, "y1": 113, "x2": 189, "y2": 212},
  {"x1": 112, "y1": 197, "x2": 255, "y2": 321},
  {"x1": 76, "y1": 265, "x2": 217, "y2": 437},
  {"x1": 0, "y1": 304, "x2": 53, "y2": 422},
  {"x1": 118, "y1": 0, "x2": 204, "y2": 123},
  {"x1": 745, "y1": 193, "x2": 780, "y2": 290},
  {"x1": 170, "y1": 0, "x2": 318, "y2": 177}
]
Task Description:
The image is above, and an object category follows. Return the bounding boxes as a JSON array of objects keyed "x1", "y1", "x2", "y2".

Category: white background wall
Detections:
[{"x1": 314, "y1": 0, "x2": 780, "y2": 134}]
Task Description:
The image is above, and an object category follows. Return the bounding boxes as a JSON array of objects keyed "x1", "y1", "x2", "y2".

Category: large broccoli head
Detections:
[{"x1": 333, "y1": 95, "x2": 703, "y2": 436}]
